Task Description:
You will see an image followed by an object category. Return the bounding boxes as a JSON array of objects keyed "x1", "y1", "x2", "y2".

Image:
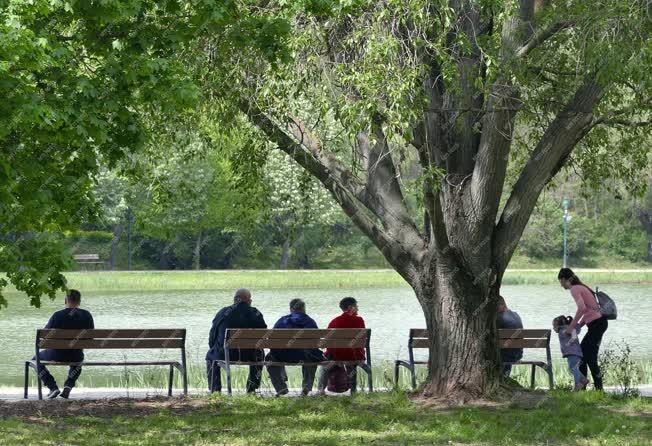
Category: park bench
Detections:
[
  {"x1": 213, "y1": 328, "x2": 373, "y2": 395},
  {"x1": 394, "y1": 328, "x2": 554, "y2": 390},
  {"x1": 24, "y1": 328, "x2": 188, "y2": 400},
  {"x1": 73, "y1": 253, "x2": 104, "y2": 270}
]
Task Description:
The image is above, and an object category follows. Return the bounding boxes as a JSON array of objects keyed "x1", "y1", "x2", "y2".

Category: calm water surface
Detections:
[{"x1": 0, "y1": 284, "x2": 649, "y2": 386}]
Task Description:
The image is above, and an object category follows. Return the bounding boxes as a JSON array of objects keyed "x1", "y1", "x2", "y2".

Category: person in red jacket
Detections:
[
  {"x1": 325, "y1": 297, "x2": 366, "y2": 361},
  {"x1": 318, "y1": 297, "x2": 366, "y2": 393}
]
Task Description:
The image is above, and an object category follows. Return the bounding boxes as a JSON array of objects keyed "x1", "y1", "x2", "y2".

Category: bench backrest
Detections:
[
  {"x1": 406, "y1": 328, "x2": 551, "y2": 350},
  {"x1": 225, "y1": 328, "x2": 370, "y2": 350},
  {"x1": 73, "y1": 254, "x2": 100, "y2": 261},
  {"x1": 36, "y1": 329, "x2": 186, "y2": 350}
]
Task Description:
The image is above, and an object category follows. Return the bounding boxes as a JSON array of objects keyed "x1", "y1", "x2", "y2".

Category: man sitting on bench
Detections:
[
  {"x1": 266, "y1": 298, "x2": 325, "y2": 396},
  {"x1": 34, "y1": 289, "x2": 94, "y2": 399},
  {"x1": 496, "y1": 295, "x2": 524, "y2": 378},
  {"x1": 206, "y1": 288, "x2": 267, "y2": 394}
]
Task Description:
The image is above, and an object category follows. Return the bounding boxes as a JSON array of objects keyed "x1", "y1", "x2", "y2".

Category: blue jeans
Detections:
[{"x1": 566, "y1": 355, "x2": 584, "y2": 386}]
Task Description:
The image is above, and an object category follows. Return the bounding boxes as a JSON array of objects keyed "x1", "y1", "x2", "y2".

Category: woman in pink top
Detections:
[{"x1": 558, "y1": 268, "x2": 608, "y2": 390}]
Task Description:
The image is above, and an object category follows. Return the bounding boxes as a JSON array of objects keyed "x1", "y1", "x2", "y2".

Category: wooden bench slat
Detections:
[
  {"x1": 223, "y1": 360, "x2": 366, "y2": 366},
  {"x1": 409, "y1": 329, "x2": 429, "y2": 338},
  {"x1": 499, "y1": 339, "x2": 549, "y2": 348},
  {"x1": 226, "y1": 328, "x2": 369, "y2": 340},
  {"x1": 31, "y1": 361, "x2": 181, "y2": 366},
  {"x1": 39, "y1": 339, "x2": 184, "y2": 349},
  {"x1": 410, "y1": 338, "x2": 430, "y2": 348},
  {"x1": 499, "y1": 329, "x2": 550, "y2": 338},
  {"x1": 37, "y1": 329, "x2": 185, "y2": 339},
  {"x1": 225, "y1": 339, "x2": 367, "y2": 349}
]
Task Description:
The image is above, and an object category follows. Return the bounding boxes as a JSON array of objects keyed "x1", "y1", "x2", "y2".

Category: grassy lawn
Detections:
[
  {"x1": 2, "y1": 269, "x2": 648, "y2": 293},
  {"x1": 0, "y1": 391, "x2": 650, "y2": 445}
]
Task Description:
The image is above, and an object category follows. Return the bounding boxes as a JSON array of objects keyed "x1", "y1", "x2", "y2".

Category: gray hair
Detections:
[{"x1": 289, "y1": 298, "x2": 305, "y2": 312}]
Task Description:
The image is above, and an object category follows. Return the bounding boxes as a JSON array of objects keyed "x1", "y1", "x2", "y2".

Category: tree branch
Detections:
[
  {"x1": 493, "y1": 76, "x2": 605, "y2": 272},
  {"x1": 516, "y1": 20, "x2": 575, "y2": 58},
  {"x1": 239, "y1": 100, "x2": 425, "y2": 276}
]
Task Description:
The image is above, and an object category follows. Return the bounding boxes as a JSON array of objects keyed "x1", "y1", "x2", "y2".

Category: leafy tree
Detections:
[
  {"x1": 264, "y1": 151, "x2": 341, "y2": 268},
  {"x1": 200, "y1": 0, "x2": 651, "y2": 398},
  {"x1": 0, "y1": 0, "x2": 289, "y2": 306},
  {"x1": 3, "y1": 0, "x2": 650, "y2": 399}
]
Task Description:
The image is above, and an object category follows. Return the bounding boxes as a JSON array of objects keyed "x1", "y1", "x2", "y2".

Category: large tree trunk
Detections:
[
  {"x1": 412, "y1": 253, "x2": 502, "y2": 399},
  {"x1": 109, "y1": 224, "x2": 124, "y2": 270}
]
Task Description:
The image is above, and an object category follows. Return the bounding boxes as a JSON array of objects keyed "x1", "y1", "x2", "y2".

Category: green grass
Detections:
[
  {"x1": 1, "y1": 391, "x2": 650, "y2": 445},
  {"x1": 4, "y1": 269, "x2": 649, "y2": 293},
  {"x1": 18, "y1": 359, "x2": 650, "y2": 392}
]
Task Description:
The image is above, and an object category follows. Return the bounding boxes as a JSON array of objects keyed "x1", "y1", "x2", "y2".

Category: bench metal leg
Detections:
[
  {"x1": 410, "y1": 365, "x2": 417, "y2": 390},
  {"x1": 168, "y1": 365, "x2": 174, "y2": 397},
  {"x1": 530, "y1": 364, "x2": 536, "y2": 389},
  {"x1": 24, "y1": 362, "x2": 29, "y2": 399},
  {"x1": 393, "y1": 361, "x2": 400, "y2": 387},
  {"x1": 362, "y1": 364, "x2": 373, "y2": 392},
  {"x1": 226, "y1": 365, "x2": 232, "y2": 396},
  {"x1": 547, "y1": 365, "x2": 554, "y2": 390},
  {"x1": 37, "y1": 370, "x2": 43, "y2": 400}
]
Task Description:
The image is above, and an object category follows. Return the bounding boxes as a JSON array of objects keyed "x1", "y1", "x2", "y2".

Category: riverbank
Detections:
[
  {"x1": 0, "y1": 391, "x2": 650, "y2": 445},
  {"x1": 3, "y1": 269, "x2": 650, "y2": 293}
]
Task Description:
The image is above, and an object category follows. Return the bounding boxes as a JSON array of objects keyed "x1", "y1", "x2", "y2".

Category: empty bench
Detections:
[
  {"x1": 25, "y1": 329, "x2": 188, "y2": 400},
  {"x1": 394, "y1": 328, "x2": 553, "y2": 389},
  {"x1": 73, "y1": 254, "x2": 104, "y2": 270},
  {"x1": 213, "y1": 328, "x2": 373, "y2": 395}
]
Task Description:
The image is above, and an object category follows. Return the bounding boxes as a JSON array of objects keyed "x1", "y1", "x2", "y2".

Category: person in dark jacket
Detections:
[
  {"x1": 34, "y1": 289, "x2": 95, "y2": 399},
  {"x1": 266, "y1": 298, "x2": 325, "y2": 396},
  {"x1": 205, "y1": 289, "x2": 267, "y2": 393},
  {"x1": 496, "y1": 296, "x2": 523, "y2": 378}
]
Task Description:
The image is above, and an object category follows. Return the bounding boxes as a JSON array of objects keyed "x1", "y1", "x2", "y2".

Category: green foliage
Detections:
[{"x1": 0, "y1": 0, "x2": 294, "y2": 306}]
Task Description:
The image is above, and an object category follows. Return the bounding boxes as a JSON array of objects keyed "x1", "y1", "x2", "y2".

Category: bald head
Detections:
[{"x1": 234, "y1": 288, "x2": 252, "y2": 305}]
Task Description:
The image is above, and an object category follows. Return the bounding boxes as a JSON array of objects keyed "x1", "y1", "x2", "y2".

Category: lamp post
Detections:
[
  {"x1": 126, "y1": 206, "x2": 133, "y2": 271},
  {"x1": 562, "y1": 198, "x2": 571, "y2": 268}
]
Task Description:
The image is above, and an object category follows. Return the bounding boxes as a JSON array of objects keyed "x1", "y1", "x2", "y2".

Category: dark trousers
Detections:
[
  {"x1": 267, "y1": 364, "x2": 318, "y2": 394},
  {"x1": 32, "y1": 350, "x2": 82, "y2": 391},
  {"x1": 580, "y1": 317, "x2": 608, "y2": 390},
  {"x1": 206, "y1": 356, "x2": 264, "y2": 393}
]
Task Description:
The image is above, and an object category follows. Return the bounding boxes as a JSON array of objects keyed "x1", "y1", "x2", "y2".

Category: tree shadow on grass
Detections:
[{"x1": 0, "y1": 391, "x2": 650, "y2": 445}]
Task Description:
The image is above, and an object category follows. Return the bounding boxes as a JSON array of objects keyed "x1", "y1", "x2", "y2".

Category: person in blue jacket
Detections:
[
  {"x1": 266, "y1": 298, "x2": 325, "y2": 396},
  {"x1": 35, "y1": 289, "x2": 95, "y2": 399},
  {"x1": 206, "y1": 289, "x2": 267, "y2": 394}
]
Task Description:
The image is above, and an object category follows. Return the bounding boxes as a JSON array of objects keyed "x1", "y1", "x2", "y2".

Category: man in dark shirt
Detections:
[
  {"x1": 34, "y1": 289, "x2": 94, "y2": 399},
  {"x1": 496, "y1": 296, "x2": 523, "y2": 378},
  {"x1": 266, "y1": 298, "x2": 324, "y2": 396},
  {"x1": 206, "y1": 289, "x2": 267, "y2": 394}
]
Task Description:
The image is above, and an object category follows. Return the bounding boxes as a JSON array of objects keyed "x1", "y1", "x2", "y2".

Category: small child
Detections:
[{"x1": 552, "y1": 315, "x2": 589, "y2": 391}]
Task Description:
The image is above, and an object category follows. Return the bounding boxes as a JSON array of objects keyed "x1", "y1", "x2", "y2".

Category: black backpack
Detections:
[{"x1": 593, "y1": 287, "x2": 617, "y2": 320}]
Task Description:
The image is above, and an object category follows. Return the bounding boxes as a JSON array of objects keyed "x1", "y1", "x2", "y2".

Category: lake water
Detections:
[{"x1": 0, "y1": 284, "x2": 649, "y2": 387}]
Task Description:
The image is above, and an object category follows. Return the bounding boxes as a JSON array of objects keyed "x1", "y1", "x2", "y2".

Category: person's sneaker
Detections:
[
  {"x1": 276, "y1": 388, "x2": 289, "y2": 397},
  {"x1": 574, "y1": 376, "x2": 590, "y2": 391},
  {"x1": 60, "y1": 387, "x2": 72, "y2": 399},
  {"x1": 46, "y1": 388, "x2": 60, "y2": 399}
]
